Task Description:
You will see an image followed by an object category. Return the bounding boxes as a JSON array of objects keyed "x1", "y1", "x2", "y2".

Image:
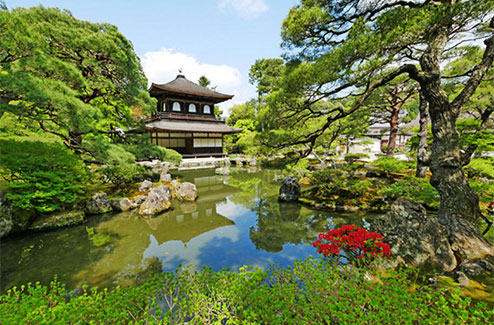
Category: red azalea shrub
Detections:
[{"x1": 313, "y1": 224, "x2": 391, "y2": 266}]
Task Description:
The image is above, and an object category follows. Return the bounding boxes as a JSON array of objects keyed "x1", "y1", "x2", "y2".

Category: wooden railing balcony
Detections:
[{"x1": 153, "y1": 112, "x2": 226, "y2": 123}]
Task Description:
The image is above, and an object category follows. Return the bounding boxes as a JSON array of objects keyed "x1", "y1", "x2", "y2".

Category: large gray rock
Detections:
[
  {"x1": 86, "y1": 192, "x2": 112, "y2": 215},
  {"x1": 29, "y1": 210, "x2": 85, "y2": 232},
  {"x1": 160, "y1": 173, "x2": 172, "y2": 182},
  {"x1": 177, "y1": 182, "x2": 198, "y2": 201},
  {"x1": 111, "y1": 198, "x2": 134, "y2": 212},
  {"x1": 139, "y1": 180, "x2": 153, "y2": 192},
  {"x1": 278, "y1": 176, "x2": 301, "y2": 202},
  {"x1": 139, "y1": 185, "x2": 171, "y2": 216},
  {"x1": 370, "y1": 197, "x2": 457, "y2": 272}
]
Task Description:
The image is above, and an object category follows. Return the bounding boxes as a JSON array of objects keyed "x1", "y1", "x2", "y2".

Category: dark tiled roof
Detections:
[
  {"x1": 149, "y1": 75, "x2": 234, "y2": 102},
  {"x1": 146, "y1": 119, "x2": 242, "y2": 134}
]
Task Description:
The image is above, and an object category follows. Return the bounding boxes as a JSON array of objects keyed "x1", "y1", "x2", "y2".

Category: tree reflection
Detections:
[{"x1": 249, "y1": 199, "x2": 331, "y2": 253}]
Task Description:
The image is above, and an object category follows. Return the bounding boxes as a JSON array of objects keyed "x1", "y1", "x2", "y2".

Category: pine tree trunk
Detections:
[
  {"x1": 386, "y1": 108, "x2": 399, "y2": 156},
  {"x1": 416, "y1": 92, "x2": 429, "y2": 178},
  {"x1": 418, "y1": 27, "x2": 494, "y2": 263}
]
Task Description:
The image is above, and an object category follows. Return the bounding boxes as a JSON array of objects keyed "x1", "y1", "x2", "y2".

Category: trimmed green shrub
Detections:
[
  {"x1": 0, "y1": 140, "x2": 87, "y2": 213},
  {"x1": 465, "y1": 158, "x2": 494, "y2": 179},
  {"x1": 373, "y1": 156, "x2": 409, "y2": 175},
  {"x1": 379, "y1": 177, "x2": 440, "y2": 208},
  {"x1": 0, "y1": 258, "x2": 491, "y2": 324}
]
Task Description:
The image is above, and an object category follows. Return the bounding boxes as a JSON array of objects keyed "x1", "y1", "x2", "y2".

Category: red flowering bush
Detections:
[{"x1": 313, "y1": 224, "x2": 391, "y2": 266}]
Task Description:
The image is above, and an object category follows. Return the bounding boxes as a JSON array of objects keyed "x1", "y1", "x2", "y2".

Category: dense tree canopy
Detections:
[{"x1": 0, "y1": 6, "x2": 154, "y2": 157}]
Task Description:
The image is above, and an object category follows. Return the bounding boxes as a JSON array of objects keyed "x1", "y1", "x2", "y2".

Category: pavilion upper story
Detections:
[{"x1": 146, "y1": 74, "x2": 241, "y2": 158}]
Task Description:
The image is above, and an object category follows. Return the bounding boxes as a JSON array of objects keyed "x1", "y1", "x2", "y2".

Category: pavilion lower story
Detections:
[
  {"x1": 145, "y1": 118, "x2": 242, "y2": 158},
  {"x1": 149, "y1": 131, "x2": 225, "y2": 158}
]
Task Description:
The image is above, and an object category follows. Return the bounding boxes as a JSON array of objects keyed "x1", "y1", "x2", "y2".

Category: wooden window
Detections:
[
  {"x1": 162, "y1": 102, "x2": 167, "y2": 111},
  {"x1": 172, "y1": 102, "x2": 181, "y2": 112},
  {"x1": 189, "y1": 103, "x2": 197, "y2": 113},
  {"x1": 203, "y1": 105, "x2": 211, "y2": 114}
]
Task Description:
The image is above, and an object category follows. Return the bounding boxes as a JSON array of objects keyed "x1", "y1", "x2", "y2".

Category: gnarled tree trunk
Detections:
[
  {"x1": 386, "y1": 107, "x2": 400, "y2": 156},
  {"x1": 418, "y1": 25, "x2": 494, "y2": 264},
  {"x1": 415, "y1": 92, "x2": 429, "y2": 178}
]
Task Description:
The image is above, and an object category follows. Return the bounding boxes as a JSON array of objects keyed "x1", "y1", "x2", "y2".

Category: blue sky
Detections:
[{"x1": 7, "y1": 0, "x2": 299, "y2": 113}]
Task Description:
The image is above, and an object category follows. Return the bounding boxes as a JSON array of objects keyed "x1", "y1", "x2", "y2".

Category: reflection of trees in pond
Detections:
[
  {"x1": 0, "y1": 226, "x2": 110, "y2": 293},
  {"x1": 249, "y1": 199, "x2": 332, "y2": 253},
  {"x1": 227, "y1": 169, "x2": 282, "y2": 210}
]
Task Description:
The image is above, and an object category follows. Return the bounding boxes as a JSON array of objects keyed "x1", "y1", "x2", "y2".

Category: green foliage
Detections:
[
  {"x1": 159, "y1": 147, "x2": 182, "y2": 164},
  {"x1": 1, "y1": 257, "x2": 491, "y2": 324},
  {"x1": 457, "y1": 119, "x2": 494, "y2": 154},
  {"x1": 0, "y1": 140, "x2": 87, "y2": 213},
  {"x1": 379, "y1": 177, "x2": 440, "y2": 208},
  {"x1": 465, "y1": 158, "x2": 494, "y2": 179},
  {"x1": 249, "y1": 58, "x2": 285, "y2": 97},
  {"x1": 373, "y1": 156, "x2": 409, "y2": 175},
  {"x1": 285, "y1": 158, "x2": 309, "y2": 179},
  {"x1": 0, "y1": 6, "x2": 154, "y2": 167},
  {"x1": 470, "y1": 179, "x2": 494, "y2": 205},
  {"x1": 125, "y1": 135, "x2": 182, "y2": 164},
  {"x1": 344, "y1": 153, "x2": 369, "y2": 164}
]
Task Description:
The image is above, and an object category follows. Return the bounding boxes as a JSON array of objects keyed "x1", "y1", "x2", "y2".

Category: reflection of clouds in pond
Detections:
[
  {"x1": 143, "y1": 224, "x2": 240, "y2": 270},
  {"x1": 216, "y1": 198, "x2": 249, "y2": 221}
]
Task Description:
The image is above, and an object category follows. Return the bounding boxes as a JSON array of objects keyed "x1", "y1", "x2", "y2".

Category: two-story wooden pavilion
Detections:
[{"x1": 146, "y1": 74, "x2": 241, "y2": 158}]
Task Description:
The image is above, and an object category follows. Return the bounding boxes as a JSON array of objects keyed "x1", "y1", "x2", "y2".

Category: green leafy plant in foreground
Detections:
[{"x1": 1, "y1": 257, "x2": 492, "y2": 324}]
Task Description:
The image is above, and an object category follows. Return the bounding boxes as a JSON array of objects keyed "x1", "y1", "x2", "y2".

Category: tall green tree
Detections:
[
  {"x1": 278, "y1": 0, "x2": 494, "y2": 260},
  {"x1": 0, "y1": 6, "x2": 154, "y2": 159}
]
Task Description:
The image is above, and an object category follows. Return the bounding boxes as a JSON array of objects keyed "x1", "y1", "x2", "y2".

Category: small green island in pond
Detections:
[{"x1": 0, "y1": 0, "x2": 493, "y2": 323}]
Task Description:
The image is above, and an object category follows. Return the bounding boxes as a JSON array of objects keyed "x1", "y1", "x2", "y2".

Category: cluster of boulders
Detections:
[
  {"x1": 370, "y1": 197, "x2": 494, "y2": 283},
  {"x1": 0, "y1": 166, "x2": 199, "y2": 239},
  {"x1": 90, "y1": 176, "x2": 198, "y2": 218}
]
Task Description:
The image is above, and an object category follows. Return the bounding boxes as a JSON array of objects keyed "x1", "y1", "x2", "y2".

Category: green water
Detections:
[{"x1": 0, "y1": 168, "x2": 375, "y2": 293}]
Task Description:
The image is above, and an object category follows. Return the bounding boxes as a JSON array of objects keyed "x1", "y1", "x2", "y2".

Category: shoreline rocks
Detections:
[
  {"x1": 139, "y1": 185, "x2": 172, "y2": 216},
  {"x1": 370, "y1": 197, "x2": 457, "y2": 272},
  {"x1": 28, "y1": 210, "x2": 85, "y2": 232},
  {"x1": 86, "y1": 192, "x2": 112, "y2": 215}
]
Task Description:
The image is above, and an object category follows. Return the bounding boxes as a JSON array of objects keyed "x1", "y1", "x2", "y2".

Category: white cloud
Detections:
[
  {"x1": 218, "y1": 0, "x2": 268, "y2": 19},
  {"x1": 141, "y1": 48, "x2": 249, "y2": 115}
]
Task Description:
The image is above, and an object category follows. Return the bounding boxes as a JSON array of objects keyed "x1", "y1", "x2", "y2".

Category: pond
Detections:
[{"x1": 0, "y1": 168, "x2": 376, "y2": 294}]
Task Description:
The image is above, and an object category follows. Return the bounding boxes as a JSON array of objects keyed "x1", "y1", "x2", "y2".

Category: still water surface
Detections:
[{"x1": 0, "y1": 168, "x2": 374, "y2": 293}]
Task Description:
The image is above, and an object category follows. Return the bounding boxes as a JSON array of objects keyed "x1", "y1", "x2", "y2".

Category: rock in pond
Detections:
[
  {"x1": 29, "y1": 211, "x2": 85, "y2": 232},
  {"x1": 278, "y1": 176, "x2": 301, "y2": 202},
  {"x1": 139, "y1": 185, "x2": 172, "y2": 216},
  {"x1": 86, "y1": 192, "x2": 112, "y2": 215},
  {"x1": 111, "y1": 198, "x2": 134, "y2": 212},
  {"x1": 139, "y1": 180, "x2": 153, "y2": 192},
  {"x1": 370, "y1": 197, "x2": 457, "y2": 272},
  {"x1": 177, "y1": 182, "x2": 198, "y2": 201}
]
